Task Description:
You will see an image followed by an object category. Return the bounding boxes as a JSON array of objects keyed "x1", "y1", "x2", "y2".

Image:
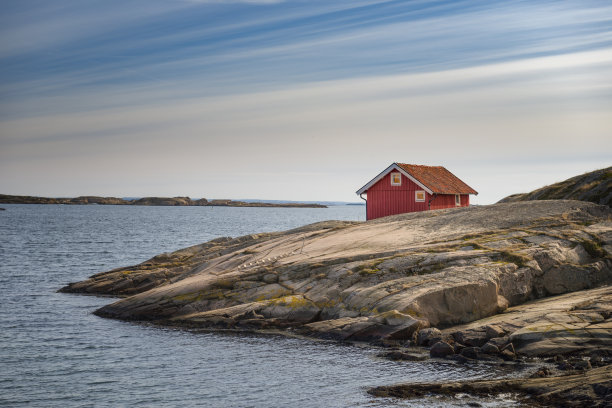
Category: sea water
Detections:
[{"x1": 0, "y1": 204, "x2": 524, "y2": 407}]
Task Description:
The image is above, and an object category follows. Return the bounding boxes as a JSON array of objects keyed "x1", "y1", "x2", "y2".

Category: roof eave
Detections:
[
  {"x1": 356, "y1": 163, "x2": 434, "y2": 195},
  {"x1": 436, "y1": 191, "x2": 478, "y2": 195}
]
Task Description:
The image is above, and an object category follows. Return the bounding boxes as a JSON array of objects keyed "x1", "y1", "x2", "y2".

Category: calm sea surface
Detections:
[{"x1": 0, "y1": 204, "x2": 524, "y2": 407}]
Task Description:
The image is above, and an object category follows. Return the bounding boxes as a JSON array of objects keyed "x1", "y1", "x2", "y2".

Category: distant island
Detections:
[{"x1": 0, "y1": 194, "x2": 327, "y2": 208}]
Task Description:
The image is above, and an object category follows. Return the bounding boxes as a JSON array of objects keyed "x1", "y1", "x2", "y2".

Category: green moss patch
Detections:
[
  {"x1": 580, "y1": 238, "x2": 606, "y2": 258},
  {"x1": 498, "y1": 250, "x2": 530, "y2": 268}
]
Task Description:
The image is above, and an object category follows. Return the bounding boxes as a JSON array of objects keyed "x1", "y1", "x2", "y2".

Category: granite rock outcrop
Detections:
[
  {"x1": 369, "y1": 364, "x2": 612, "y2": 408},
  {"x1": 499, "y1": 166, "x2": 611, "y2": 207},
  {"x1": 61, "y1": 200, "x2": 611, "y2": 355}
]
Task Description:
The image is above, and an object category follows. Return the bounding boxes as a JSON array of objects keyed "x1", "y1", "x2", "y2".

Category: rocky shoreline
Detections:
[
  {"x1": 0, "y1": 194, "x2": 326, "y2": 208},
  {"x1": 369, "y1": 364, "x2": 612, "y2": 407},
  {"x1": 60, "y1": 200, "x2": 612, "y2": 406}
]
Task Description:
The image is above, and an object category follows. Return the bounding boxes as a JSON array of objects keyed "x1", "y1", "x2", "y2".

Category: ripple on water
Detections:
[{"x1": 0, "y1": 205, "x2": 525, "y2": 407}]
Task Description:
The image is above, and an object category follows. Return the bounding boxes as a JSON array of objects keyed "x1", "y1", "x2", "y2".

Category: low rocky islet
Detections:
[{"x1": 61, "y1": 199, "x2": 612, "y2": 406}]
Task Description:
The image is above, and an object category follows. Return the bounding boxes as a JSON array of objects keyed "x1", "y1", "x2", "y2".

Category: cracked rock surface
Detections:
[
  {"x1": 61, "y1": 200, "x2": 611, "y2": 353},
  {"x1": 369, "y1": 364, "x2": 612, "y2": 408},
  {"x1": 61, "y1": 200, "x2": 612, "y2": 406}
]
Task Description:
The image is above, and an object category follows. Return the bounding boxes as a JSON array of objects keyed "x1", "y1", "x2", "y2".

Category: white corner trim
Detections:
[{"x1": 356, "y1": 163, "x2": 433, "y2": 195}]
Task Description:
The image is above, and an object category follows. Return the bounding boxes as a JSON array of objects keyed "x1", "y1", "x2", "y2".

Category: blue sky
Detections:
[{"x1": 1, "y1": 0, "x2": 611, "y2": 203}]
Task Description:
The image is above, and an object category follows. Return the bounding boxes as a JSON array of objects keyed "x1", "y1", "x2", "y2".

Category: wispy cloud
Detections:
[
  {"x1": 2, "y1": 47, "x2": 610, "y2": 200},
  {"x1": 0, "y1": 0, "x2": 611, "y2": 200},
  {"x1": 3, "y1": 0, "x2": 611, "y2": 106}
]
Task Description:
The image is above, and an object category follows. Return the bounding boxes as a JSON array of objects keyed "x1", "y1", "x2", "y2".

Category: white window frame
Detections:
[
  {"x1": 415, "y1": 190, "x2": 426, "y2": 202},
  {"x1": 390, "y1": 172, "x2": 401, "y2": 186},
  {"x1": 455, "y1": 194, "x2": 461, "y2": 206}
]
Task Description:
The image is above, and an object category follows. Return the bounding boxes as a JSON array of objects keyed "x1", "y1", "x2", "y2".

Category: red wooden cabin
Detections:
[{"x1": 356, "y1": 163, "x2": 478, "y2": 220}]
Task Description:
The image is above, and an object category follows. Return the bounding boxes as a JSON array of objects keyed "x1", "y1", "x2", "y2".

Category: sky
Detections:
[{"x1": 0, "y1": 0, "x2": 611, "y2": 204}]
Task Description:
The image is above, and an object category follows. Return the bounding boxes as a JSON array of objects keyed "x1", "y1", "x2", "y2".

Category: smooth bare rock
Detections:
[
  {"x1": 171, "y1": 295, "x2": 321, "y2": 329},
  {"x1": 510, "y1": 314, "x2": 612, "y2": 357},
  {"x1": 500, "y1": 348, "x2": 516, "y2": 361},
  {"x1": 61, "y1": 200, "x2": 610, "y2": 348},
  {"x1": 379, "y1": 351, "x2": 428, "y2": 361},
  {"x1": 460, "y1": 347, "x2": 480, "y2": 359},
  {"x1": 443, "y1": 286, "x2": 612, "y2": 357},
  {"x1": 379, "y1": 310, "x2": 418, "y2": 327},
  {"x1": 61, "y1": 221, "x2": 354, "y2": 296},
  {"x1": 303, "y1": 316, "x2": 398, "y2": 342},
  {"x1": 429, "y1": 341, "x2": 454, "y2": 358},
  {"x1": 452, "y1": 329, "x2": 489, "y2": 347},
  {"x1": 484, "y1": 324, "x2": 505, "y2": 339},
  {"x1": 416, "y1": 328, "x2": 442, "y2": 346},
  {"x1": 377, "y1": 310, "x2": 429, "y2": 340},
  {"x1": 487, "y1": 336, "x2": 509, "y2": 348},
  {"x1": 481, "y1": 342, "x2": 500, "y2": 355},
  {"x1": 542, "y1": 261, "x2": 609, "y2": 295},
  {"x1": 303, "y1": 311, "x2": 427, "y2": 342},
  {"x1": 262, "y1": 273, "x2": 278, "y2": 284},
  {"x1": 302, "y1": 316, "x2": 371, "y2": 340}
]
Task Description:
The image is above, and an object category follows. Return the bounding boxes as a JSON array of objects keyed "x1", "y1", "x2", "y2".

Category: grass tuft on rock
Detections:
[
  {"x1": 580, "y1": 238, "x2": 606, "y2": 258},
  {"x1": 498, "y1": 250, "x2": 530, "y2": 268}
]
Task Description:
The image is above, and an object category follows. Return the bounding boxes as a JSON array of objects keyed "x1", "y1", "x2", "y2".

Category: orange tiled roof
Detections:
[{"x1": 396, "y1": 163, "x2": 478, "y2": 195}]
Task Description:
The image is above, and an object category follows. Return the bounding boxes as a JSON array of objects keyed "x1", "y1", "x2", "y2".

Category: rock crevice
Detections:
[{"x1": 60, "y1": 201, "x2": 611, "y2": 354}]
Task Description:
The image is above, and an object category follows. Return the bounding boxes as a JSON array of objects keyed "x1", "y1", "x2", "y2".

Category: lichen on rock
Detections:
[{"x1": 61, "y1": 201, "x2": 610, "y2": 356}]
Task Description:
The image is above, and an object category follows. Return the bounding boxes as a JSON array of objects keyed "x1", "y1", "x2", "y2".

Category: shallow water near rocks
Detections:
[{"x1": 1, "y1": 204, "x2": 525, "y2": 407}]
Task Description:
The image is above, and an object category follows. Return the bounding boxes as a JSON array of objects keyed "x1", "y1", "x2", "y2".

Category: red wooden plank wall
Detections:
[
  {"x1": 366, "y1": 172, "x2": 470, "y2": 220},
  {"x1": 366, "y1": 172, "x2": 427, "y2": 220},
  {"x1": 429, "y1": 193, "x2": 469, "y2": 210}
]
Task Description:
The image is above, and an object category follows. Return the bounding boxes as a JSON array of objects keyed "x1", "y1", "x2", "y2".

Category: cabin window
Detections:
[
  {"x1": 390, "y1": 172, "x2": 401, "y2": 186},
  {"x1": 415, "y1": 191, "x2": 425, "y2": 202},
  {"x1": 455, "y1": 194, "x2": 461, "y2": 206}
]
